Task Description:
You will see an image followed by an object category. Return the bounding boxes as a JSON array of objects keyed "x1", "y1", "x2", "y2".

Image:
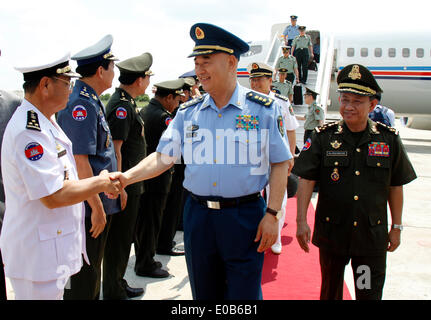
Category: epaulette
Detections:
[
  {"x1": 79, "y1": 86, "x2": 91, "y2": 99},
  {"x1": 376, "y1": 121, "x2": 399, "y2": 135},
  {"x1": 274, "y1": 93, "x2": 289, "y2": 102},
  {"x1": 180, "y1": 95, "x2": 204, "y2": 110},
  {"x1": 315, "y1": 121, "x2": 339, "y2": 134},
  {"x1": 246, "y1": 91, "x2": 273, "y2": 107},
  {"x1": 26, "y1": 110, "x2": 41, "y2": 131}
]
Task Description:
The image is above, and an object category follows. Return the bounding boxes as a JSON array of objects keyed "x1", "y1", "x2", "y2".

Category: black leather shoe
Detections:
[
  {"x1": 121, "y1": 279, "x2": 144, "y2": 298},
  {"x1": 135, "y1": 266, "x2": 170, "y2": 278},
  {"x1": 157, "y1": 247, "x2": 185, "y2": 256}
]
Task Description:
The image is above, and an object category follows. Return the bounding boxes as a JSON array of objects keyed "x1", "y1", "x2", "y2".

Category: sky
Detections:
[{"x1": 1, "y1": 0, "x2": 429, "y2": 92}]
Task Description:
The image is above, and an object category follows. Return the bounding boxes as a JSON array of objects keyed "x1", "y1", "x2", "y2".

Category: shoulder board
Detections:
[
  {"x1": 26, "y1": 110, "x2": 41, "y2": 131},
  {"x1": 246, "y1": 92, "x2": 274, "y2": 107},
  {"x1": 180, "y1": 95, "x2": 204, "y2": 110},
  {"x1": 315, "y1": 121, "x2": 338, "y2": 134},
  {"x1": 274, "y1": 93, "x2": 289, "y2": 102},
  {"x1": 376, "y1": 121, "x2": 399, "y2": 135}
]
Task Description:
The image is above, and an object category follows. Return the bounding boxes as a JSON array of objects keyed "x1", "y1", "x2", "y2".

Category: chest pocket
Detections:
[
  {"x1": 323, "y1": 154, "x2": 350, "y2": 167},
  {"x1": 323, "y1": 153, "x2": 350, "y2": 184},
  {"x1": 366, "y1": 157, "x2": 391, "y2": 184}
]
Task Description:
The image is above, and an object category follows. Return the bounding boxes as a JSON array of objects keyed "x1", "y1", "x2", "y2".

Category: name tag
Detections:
[{"x1": 326, "y1": 151, "x2": 348, "y2": 157}]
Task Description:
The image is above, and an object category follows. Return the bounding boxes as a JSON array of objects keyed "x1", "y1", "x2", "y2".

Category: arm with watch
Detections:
[
  {"x1": 255, "y1": 160, "x2": 289, "y2": 253},
  {"x1": 387, "y1": 185, "x2": 404, "y2": 252}
]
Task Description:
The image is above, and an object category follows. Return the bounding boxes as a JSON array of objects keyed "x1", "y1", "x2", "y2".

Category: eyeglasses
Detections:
[{"x1": 52, "y1": 77, "x2": 74, "y2": 90}]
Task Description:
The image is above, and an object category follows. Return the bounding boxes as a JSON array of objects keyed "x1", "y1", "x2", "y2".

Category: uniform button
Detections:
[
  {"x1": 355, "y1": 171, "x2": 360, "y2": 176},
  {"x1": 213, "y1": 182, "x2": 217, "y2": 187},
  {"x1": 334, "y1": 162, "x2": 339, "y2": 166},
  {"x1": 214, "y1": 159, "x2": 217, "y2": 163},
  {"x1": 326, "y1": 217, "x2": 330, "y2": 222},
  {"x1": 218, "y1": 114, "x2": 222, "y2": 118},
  {"x1": 354, "y1": 195, "x2": 359, "y2": 201},
  {"x1": 57, "y1": 230, "x2": 62, "y2": 235},
  {"x1": 377, "y1": 162, "x2": 381, "y2": 167},
  {"x1": 356, "y1": 148, "x2": 361, "y2": 153},
  {"x1": 353, "y1": 221, "x2": 358, "y2": 227},
  {"x1": 216, "y1": 136, "x2": 220, "y2": 140},
  {"x1": 377, "y1": 220, "x2": 381, "y2": 225}
]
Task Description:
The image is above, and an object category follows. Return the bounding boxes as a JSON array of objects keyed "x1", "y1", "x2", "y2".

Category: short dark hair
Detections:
[
  {"x1": 119, "y1": 73, "x2": 145, "y2": 85},
  {"x1": 76, "y1": 59, "x2": 111, "y2": 78},
  {"x1": 22, "y1": 79, "x2": 41, "y2": 94}
]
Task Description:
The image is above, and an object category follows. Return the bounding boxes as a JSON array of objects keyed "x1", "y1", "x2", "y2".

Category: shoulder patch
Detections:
[
  {"x1": 274, "y1": 93, "x2": 289, "y2": 102},
  {"x1": 180, "y1": 95, "x2": 205, "y2": 110},
  {"x1": 246, "y1": 91, "x2": 274, "y2": 107},
  {"x1": 376, "y1": 121, "x2": 399, "y2": 135},
  {"x1": 26, "y1": 110, "x2": 41, "y2": 131},
  {"x1": 315, "y1": 121, "x2": 338, "y2": 134}
]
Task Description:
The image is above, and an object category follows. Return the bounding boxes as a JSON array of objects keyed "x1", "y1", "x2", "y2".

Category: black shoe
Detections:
[
  {"x1": 157, "y1": 247, "x2": 185, "y2": 256},
  {"x1": 135, "y1": 266, "x2": 170, "y2": 278},
  {"x1": 122, "y1": 279, "x2": 144, "y2": 298}
]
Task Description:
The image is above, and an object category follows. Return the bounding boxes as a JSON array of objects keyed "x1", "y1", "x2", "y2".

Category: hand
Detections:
[
  {"x1": 387, "y1": 228, "x2": 401, "y2": 252},
  {"x1": 120, "y1": 188, "x2": 128, "y2": 211},
  {"x1": 287, "y1": 158, "x2": 294, "y2": 176},
  {"x1": 89, "y1": 208, "x2": 107, "y2": 239},
  {"x1": 99, "y1": 170, "x2": 122, "y2": 198},
  {"x1": 255, "y1": 213, "x2": 278, "y2": 253},
  {"x1": 296, "y1": 220, "x2": 311, "y2": 253}
]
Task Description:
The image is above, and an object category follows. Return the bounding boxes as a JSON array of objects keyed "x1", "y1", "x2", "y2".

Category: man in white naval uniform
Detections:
[
  {"x1": 248, "y1": 62, "x2": 299, "y2": 254},
  {"x1": 0, "y1": 53, "x2": 121, "y2": 300}
]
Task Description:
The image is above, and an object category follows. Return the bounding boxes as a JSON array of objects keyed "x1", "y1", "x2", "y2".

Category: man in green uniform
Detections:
[
  {"x1": 272, "y1": 69, "x2": 294, "y2": 103},
  {"x1": 291, "y1": 26, "x2": 314, "y2": 84},
  {"x1": 293, "y1": 64, "x2": 417, "y2": 300},
  {"x1": 104, "y1": 53, "x2": 154, "y2": 299},
  {"x1": 275, "y1": 46, "x2": 299, "y2": 84},
  {"x1": 296, "y1": 87, "x2": 324, "y2": 143},
  {"x1": 134, "y1": 79, "x2": 185, "y2": 278}
]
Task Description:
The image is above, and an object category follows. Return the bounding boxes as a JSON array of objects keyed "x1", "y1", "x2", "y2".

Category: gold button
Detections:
[
  {"x1": 57, "y1": 230, "x2": 62, "y2": 235},
  {"x1": 355, "y1": 171, "x2": 360, "y2": 176},
  {"x1": 326, "y1": 217, "x2": 330, "y2": 222},
  {"x1": 356, "y1": 148, "x2": 361, "y2": 152},
  {"x1": 353, "y1": 221, "x2": 358, "y2": 227},
  {"x1": 377, "y1": 162, "x2": 381, "y2": 167},
  {"x1": 246, "y1": 140, "x2": 249, "y2": 144},
  {"x1": 216, "y1": 136, "x2": 220, "y2": 140},
  {"x1": 354, "y1": 195, "x2": 359, "y2": 201},
  {"x1": 334, "y1": 162, "x2": 339, "y2": 166},
  {"x1": 214, "y1": 159, "x2": 217, "y2": 163},
  {"x1": 218, "y1": 114, "x2": 222, "y2": 118},
  {"x1": 377, "y1": 220, "x2": 381, "y2": 225},
  {"x1": 213, "y1": 182, "x2": 217, "y2": 187}
]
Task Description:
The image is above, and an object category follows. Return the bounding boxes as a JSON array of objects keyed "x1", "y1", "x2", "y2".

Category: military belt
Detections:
[{"x1": 190, "y1": 192, "x2": 261, "y2": 210}]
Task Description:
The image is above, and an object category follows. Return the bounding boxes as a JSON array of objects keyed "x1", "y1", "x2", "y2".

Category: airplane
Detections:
[{"x1": 237, "y1": 23, "x2": 431, "y2": 130}]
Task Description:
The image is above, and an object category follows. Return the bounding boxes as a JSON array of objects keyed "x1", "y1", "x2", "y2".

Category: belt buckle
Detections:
[{"x1": 207, "y1": 200, "x2": 221, "y2": 210}]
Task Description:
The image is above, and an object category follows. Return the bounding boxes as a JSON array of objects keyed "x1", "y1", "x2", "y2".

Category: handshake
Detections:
[{"x1": 99, "y1": 170, "x2": 129, "y2": 199}]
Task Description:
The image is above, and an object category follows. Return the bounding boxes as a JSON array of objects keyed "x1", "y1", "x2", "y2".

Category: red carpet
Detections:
[{"x1": 261, "y1": 197, "x2": 352, "y2": 300}]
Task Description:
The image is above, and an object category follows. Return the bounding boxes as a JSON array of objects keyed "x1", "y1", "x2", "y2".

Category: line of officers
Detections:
[{"x1": 0, "y1": 34, "x2": 202, "y2": 300}]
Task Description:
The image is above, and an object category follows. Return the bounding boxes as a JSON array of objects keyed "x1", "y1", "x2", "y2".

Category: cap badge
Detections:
[
  {"x1": 252, "y1": 63, "x2": 259, "y2": 70},
  {"x1": 195, "y1": 27, "x2": 205, "y2": 40},
  {"x1": 348, "y1": 65, "x2": 362, "y2": 80}
]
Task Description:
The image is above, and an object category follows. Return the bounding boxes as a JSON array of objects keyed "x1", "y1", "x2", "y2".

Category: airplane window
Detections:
[
  {"x1": 375, "y1": 48, "x2": 382, "y2": 57},
  {"x1": 388, "y1": 48, "x2": 396, "y2": 58},
  {"x1": 361, "y1": 48, "x2": 368, "y2": 57},
  {"x1": 416, "y1": 48, "x2": 424, "y2": 58},
  {"x1": 347, "y1": 48, "x2": 354, "y2": 57},
  {"x1": 402, "y1": 48, "x2": 410, "y2": 58}
]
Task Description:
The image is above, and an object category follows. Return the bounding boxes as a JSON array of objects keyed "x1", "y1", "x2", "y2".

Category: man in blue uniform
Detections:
[
  {"x1": 282, "y1": 15, "x2": 300, "y2": 47},
  {"x1": 110, "y1": 23, "x2": 292, "y2": 300},
  {"x1": 57, "y1": 35, "x2": 123, "y2": 300}
]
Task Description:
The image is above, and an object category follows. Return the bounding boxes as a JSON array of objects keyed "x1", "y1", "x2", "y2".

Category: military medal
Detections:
[
  {"x1": 106, "y1": 133, "x2": 111, "y2": 148},
  {"x1": 330, "y1": 140, "x2": 342, "y2": 149},
  {"x1": 331, "y1": 168, "x2": 340, "y2": 182},
  {"x1": 236, "y1": 115, "x2": 259, "y2": 131},
  {"x1": 368, "y1": 142, "x2": 390, "y2": 157}
]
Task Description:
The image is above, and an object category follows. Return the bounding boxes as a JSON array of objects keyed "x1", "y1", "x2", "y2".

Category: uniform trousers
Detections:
[
  {"x1": 10, "y1": 278, "x2": 64, "y2": 300},
  {"x1": 64, "y1": 214, "x2": 113, "y2": 300},
  {"x1": 134, "y1": 192, "x2": 169, "y2": 273},
  {"x1": 184, "y1": 193, "x2": 265, "y2": 300},
  {"x1": 103, "y1": 192, "x2": 141, "y2": 299},
  {"x1": 294, "y1": 49, "x2": 309, "y2": 83},
  {"x1": 319, "y1": 248, "x2": 387, "y2": 300}
]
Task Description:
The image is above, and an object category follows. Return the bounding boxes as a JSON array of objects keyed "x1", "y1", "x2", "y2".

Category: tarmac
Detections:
[{"x1": 5, "y1": 118, "x2": 431, "y2": 300}]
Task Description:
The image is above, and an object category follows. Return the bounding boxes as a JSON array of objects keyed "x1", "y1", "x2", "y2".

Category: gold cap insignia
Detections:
[
  {"x1": 348, "y1": 65, "x2": 362, "y2": 80},
  {"x1": 195, "y1": 27, "x2": 205, "y2": 40},
  {"x1": 252, "y1": 63, "x2": 259, "y2": 70}
]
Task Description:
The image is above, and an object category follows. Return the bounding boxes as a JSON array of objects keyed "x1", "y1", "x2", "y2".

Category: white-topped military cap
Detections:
[
  {"x1": 247, "y1": 62, "x2": 274, "y2": 78},
  {"x1": 72, "y1": 34, "x2": 119, "y2": 67},
  {"x1": 14, "y1": 52, "x2": 80, "y2": 81}
]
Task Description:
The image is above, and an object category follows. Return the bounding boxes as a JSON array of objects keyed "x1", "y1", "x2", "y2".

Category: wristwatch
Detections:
[
  {"x1": 266, "y1": 207, "x2": 283, "y2": 221},
  {"x1": 392, "y1": 224, "x2": 404, "y2": 231}
]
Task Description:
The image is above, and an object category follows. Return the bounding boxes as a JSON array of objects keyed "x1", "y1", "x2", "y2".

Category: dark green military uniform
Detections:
[
  {"x1": 104, "y1": 88, "x2": 147, "y2": 299},
  {"x1": 134, "y1": 80, "x2": 184, "y2": 276},
  {"x1": 293, "y1": 64, "x2": 417, "y2": 300}
]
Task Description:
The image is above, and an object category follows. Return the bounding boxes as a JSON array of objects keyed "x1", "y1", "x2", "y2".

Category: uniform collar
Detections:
[
  {"x1": 74, "y1": 80, "x2": 100, "y2": 102},
  {"x1": 117, "y1": 87, "x2": 135, "y2": 105},
  {"x1": 150, "y1": 97, "x2": 172, "y2": 115},
  {"x1": 201, "y1": 83, "x2": 244, "y2": 111},
  {"x1": 337, "y1": 119, "x2": 380, "y2": 146}
]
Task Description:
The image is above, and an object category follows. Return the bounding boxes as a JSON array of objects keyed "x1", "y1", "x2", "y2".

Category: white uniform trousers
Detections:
[{"x1": 9, "y1": 278, "x2": 65, "y2": 300}]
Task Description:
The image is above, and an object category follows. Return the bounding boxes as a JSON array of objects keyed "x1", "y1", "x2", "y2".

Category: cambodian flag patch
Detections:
[
  {"x1": 72, "y1": 105, "x2": 87, "y2": 121},
  {"x1": 165, "y1": 117, "x2": 172, "y2": 126},
  {"x1": 25, "y1": 142, "x2": 44, "y2": 161},
  {"x1": 302, "y1": 138, "x2": 312, "y2": 151},
  {"x1": 116, "y1": 107, "x2": 127, "y2": 119},
  {"x1": 368, "y1": 142, "x2": 390, "y2": 157}
]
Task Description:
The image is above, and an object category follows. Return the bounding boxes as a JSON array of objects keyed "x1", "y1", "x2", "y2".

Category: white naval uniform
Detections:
[
  {"x1": 266, "y1": 92, "x2": 299, "y2": 252},
  {"x1": 0, "y1": 99, "x2": 88, "y2": 299}
]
